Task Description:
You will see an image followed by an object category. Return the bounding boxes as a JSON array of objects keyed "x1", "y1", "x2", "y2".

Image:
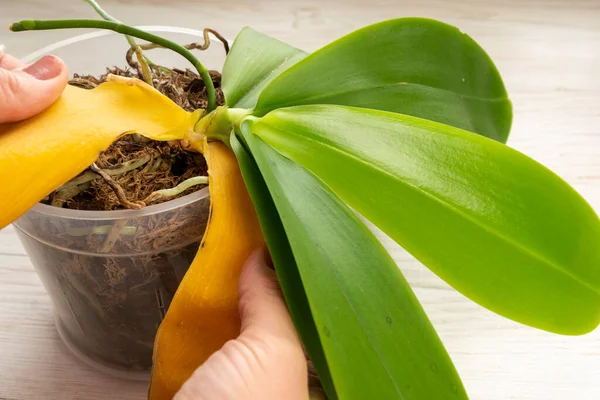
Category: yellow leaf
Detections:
[
  {"x1": 0, "y1": 75, "x2": 262, "y2": 398},
  {"x1": 149, "y1": 141, "x2": 264, "y2": 399},
  {"x1": 0, "y1": 75, "x2": 200, "y2": 228}
]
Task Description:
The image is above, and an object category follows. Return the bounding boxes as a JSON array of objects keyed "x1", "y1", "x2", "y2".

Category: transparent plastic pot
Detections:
[{"x1": 12, "y1": 27, "x2": 225, "y2": 380}]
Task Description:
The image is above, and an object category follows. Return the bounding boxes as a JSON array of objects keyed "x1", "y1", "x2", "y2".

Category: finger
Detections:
[
  {"x1": 0, "y1": 52, "x2": 25, "y2": 70},
  {"x1": 0, "y1": 55, "x2": 69, "y2": 123},
  {"x1": 238, "y1": 247, "x2": 301, "y2": 345}
]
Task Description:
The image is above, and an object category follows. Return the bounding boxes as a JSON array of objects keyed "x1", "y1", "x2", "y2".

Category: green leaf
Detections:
[
  {"x1": 221, "y1": 27, "x2": 307, "y2": 109},
  {"x1": 230, "y1": 132, "x2": 337, "y2": 399},
  {"x1": 239, "y1": 124, "x2": 468, "y2": 400},
  {"x1": 254, "y1": 18, "x2": 511, "y2": 142},
  {"x1": 250, "y1": 104, "x2": 600, "y2": 335}
]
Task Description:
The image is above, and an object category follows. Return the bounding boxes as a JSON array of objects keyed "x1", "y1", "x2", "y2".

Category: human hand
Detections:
[
  {"x1": 175, "y1": 248, "x2": 311, "y2": 400},
  {"x1": 0, "y1": 51, "x2": 68, "y2": 123}
]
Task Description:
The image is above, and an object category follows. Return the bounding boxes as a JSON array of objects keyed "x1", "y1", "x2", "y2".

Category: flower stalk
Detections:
[{"x1": 10, "y1": 19, "x2": 217, "y2": 112}]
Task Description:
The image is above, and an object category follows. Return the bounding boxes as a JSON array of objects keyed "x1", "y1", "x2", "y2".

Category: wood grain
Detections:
[{"x1": 1, "y1": 0, "x2": 599, "y2": 399}]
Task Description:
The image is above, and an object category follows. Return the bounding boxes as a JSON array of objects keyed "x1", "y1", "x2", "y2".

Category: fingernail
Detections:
[{"x1": 21, "y1": 55, "x2": 63, "y2": 80}]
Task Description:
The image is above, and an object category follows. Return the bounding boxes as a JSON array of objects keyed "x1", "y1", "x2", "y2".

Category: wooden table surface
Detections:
[{"x1": 1, "y1": 0, "x2": 600, "y2": 399}]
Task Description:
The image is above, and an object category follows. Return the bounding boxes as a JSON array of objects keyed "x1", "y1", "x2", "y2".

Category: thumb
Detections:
[
  {"x1": 238, "y1": 247, "x2": 302, "y2": 346},
  {"x1": 0, "y1": 55, "x2": 68, "y2": 123},
  {"x1": 174, "y1": 249, "x2": 308, "y2": 400}
]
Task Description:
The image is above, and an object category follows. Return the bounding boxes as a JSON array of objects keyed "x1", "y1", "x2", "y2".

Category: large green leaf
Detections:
[
  {"x1": 239, "y1": 125, "x2": 467, "y2": 399},
  {"x1": 230, "y1": 133, "x2": 337, "y2": 398},
  {"x1": 249, "y1": 104, "x2": 600, "y2": 335},
  {"x1": 221, "y1": 27, "x2": 307, "y2": 109},
  {"x1": 253, "y1": 18, "x2": 511, "y2": 142}
]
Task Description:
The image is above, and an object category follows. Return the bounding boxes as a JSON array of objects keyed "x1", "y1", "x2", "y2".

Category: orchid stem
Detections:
[
  {"x1": 82, "y1": 0, "x2": 119, "y2": 25},
  {"x1": 82, "y1": 0, "x2": 154, "y2": 67},
  {"x1": 10, "y1": 19, "x2": 216, "y2": 112},
  {"x1": 134, "y1": 45, "x2": 154, "y2": 85}
]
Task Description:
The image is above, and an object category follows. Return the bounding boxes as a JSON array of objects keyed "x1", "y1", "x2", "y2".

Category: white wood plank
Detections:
[{"x1": 1, "y1": 0, "x2": 599, "y2": 399}]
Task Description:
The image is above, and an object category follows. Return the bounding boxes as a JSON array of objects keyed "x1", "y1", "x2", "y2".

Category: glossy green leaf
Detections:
[
  {"x1": 254, "y1": 18, "x2": 511, "y2": 142},
  {"x1": 221, "y1": 27, "x2": 307, "y2": 109},
  {"x1": 240, "y1": 124, "x2": 467, "y2": 399},
  {"x1": 250, "y1": 104, "x2": 600, "y2": 335},
  {"x1": 230, "y1": 132, "x2": 337, "y2": 399}
]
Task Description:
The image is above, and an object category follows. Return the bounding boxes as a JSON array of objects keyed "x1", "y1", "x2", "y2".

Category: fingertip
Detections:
[
  {"x1": 238, "y1": 246, "x2": 298, "y2": 339},
  {"x1": 239, "y1": 246, "x2": 276, "y2": 297},
  {"x1": 0, "y1": 55, "x2": 69, "y2": 123}
]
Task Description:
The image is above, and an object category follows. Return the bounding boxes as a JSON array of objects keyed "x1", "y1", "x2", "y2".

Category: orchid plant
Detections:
[{"x1": 2, "y1": 5, "x2": 599, "y2": 400}]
